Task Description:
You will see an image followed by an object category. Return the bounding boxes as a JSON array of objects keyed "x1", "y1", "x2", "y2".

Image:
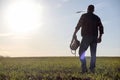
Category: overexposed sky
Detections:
[{"x1": 0, "y1": 0, "x2": 120, "y2": 57}]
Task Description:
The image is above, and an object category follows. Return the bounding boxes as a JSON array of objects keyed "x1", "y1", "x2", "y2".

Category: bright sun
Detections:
[{"x1": 4, "y1": 0, "x2": 43, "y2": 35}]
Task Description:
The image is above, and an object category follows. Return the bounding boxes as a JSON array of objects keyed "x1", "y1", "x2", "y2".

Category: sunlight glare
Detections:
[{"x1": 4, "y1": 0, "x2": 43, "y2": 35}]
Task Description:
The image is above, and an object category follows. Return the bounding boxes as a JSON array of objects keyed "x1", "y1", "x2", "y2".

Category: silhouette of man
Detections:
[{"x1": 73, "y1": 5, "x2": 104, "y2": 73}]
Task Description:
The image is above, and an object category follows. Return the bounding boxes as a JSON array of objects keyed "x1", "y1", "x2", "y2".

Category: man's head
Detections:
[{"x1": 87, "y1": 5, "x2": 94, "y2": 13}]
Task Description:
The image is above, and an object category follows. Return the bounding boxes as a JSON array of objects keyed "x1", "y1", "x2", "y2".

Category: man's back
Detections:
[{"x1": 79, "y1": 12, "x2": 101, "y2": 36}]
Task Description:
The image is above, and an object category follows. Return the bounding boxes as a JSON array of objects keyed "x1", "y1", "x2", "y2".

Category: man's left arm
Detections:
[{"x1": 97, "y1": 19, "x2": 104, "y2": 43}]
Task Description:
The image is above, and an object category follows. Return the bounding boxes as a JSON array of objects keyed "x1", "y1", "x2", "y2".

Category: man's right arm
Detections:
[
  {"x1": 73, "y1": 27, "x2": 80, "y2": 38},
  {"x1": 73, "y1": 15, "x2": 83, "y2": 38}
]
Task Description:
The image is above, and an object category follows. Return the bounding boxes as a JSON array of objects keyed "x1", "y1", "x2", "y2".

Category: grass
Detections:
[{"x1": 0, "y1": 57, "x2": 120, "y2": 80}]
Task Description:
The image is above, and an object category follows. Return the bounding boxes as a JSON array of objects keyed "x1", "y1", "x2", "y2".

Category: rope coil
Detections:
[{"x1": 70, "y1": 36, "x2": 80, "y2": 56}]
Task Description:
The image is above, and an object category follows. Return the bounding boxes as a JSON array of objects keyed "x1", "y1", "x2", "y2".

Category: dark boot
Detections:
[
  {"x1": 89, "y1": 68, "x2": 95, "y2": 73},
  {"x1": 81, "y1": 68, "x2": 88, "y2": 73}
]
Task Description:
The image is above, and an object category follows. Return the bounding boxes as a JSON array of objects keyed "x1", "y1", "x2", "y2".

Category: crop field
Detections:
[{"x1": 0, "y1": 57, "x2": 120, "y2": 80}]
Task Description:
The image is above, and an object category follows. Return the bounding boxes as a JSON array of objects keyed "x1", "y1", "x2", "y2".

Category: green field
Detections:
[{"x1": 0, "y1": 57, "x2": 120, "y2": 80}]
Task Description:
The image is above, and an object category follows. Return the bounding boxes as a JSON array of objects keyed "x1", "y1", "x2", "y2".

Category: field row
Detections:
[{"x1": 0, "y1": 57, "x2": 120, "y2": 80}]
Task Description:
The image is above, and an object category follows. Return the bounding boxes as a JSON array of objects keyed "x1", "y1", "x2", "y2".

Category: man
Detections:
[{"x1": 73, "y1": 5, "x2": 104, "y2": 73}]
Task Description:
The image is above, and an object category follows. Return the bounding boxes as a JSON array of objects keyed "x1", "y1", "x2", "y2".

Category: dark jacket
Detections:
[{"x1": 76, "y1": 12, "x2": 104, "y2": 37}]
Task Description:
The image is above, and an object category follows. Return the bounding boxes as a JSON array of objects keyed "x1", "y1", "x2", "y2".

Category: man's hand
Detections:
[
  {"x1": 97, "y1": 34, "x2": 103, "y2": 43},
  {"x1": 97, "y1": 37, "x2": 101, "y2": 43}
]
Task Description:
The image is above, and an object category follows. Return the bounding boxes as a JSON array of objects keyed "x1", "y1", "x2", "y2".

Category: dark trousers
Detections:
[{"x1": 79, "y1": 35, "x2": 97, "y2": 71}]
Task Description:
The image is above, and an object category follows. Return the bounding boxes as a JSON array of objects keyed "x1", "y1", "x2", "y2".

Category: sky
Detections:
[{"x1": 0, "y1": 0, "x2": 120, "y2": 57}]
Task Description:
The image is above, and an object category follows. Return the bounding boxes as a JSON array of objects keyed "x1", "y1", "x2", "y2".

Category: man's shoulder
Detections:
[
  {"x1": 82, "y1": 13, "x2": 87, "y2": 16},
  {"x1": 93, "y1": 13, "x2": 100, "y2": 19},
  {"x1": 81, "y1": 13, "x2": 88, "y2": 18}
]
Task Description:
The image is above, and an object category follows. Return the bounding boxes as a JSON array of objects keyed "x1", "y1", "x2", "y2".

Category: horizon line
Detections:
[{"x1": 0, "y1": 56, "x2": 120, "y2": 58}]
